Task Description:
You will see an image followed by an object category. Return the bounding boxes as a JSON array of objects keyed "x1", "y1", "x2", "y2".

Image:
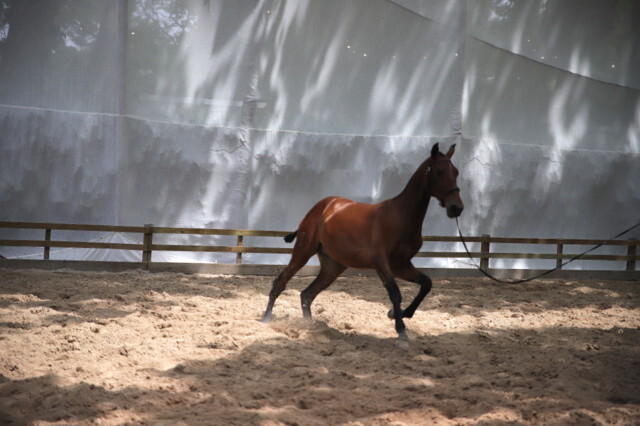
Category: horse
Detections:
[{"x1": 262, "y1": 143, "x2": 463, "y2": 350}]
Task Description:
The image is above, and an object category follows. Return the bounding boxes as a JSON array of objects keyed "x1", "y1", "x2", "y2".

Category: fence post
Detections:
[
  {"x1": 236, "y1": 235, "x2": 243, "y2": 264},
  {"x1": 627, "y1": 239, "x2": 637, "y2": 271},
  {"x1": 44, "y1": 228, "x2": 51, "y2": 260},
  {"x1": 556, "y1": 243, "x2": 563, "y2": 270},
  {"x1": 142, "y1": 224, "x2": 153, "y2": 267},
  {"x1": 480, "y1": 234, "x2": 490, "y2": 270}
]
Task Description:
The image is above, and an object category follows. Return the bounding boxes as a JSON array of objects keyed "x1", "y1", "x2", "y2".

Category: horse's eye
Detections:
[{"x1": 436, "y1": 170, "x2": 444, "y2": 177}]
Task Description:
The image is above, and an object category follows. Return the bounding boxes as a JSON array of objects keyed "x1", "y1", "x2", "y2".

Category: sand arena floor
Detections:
[{"x1": 0, "y1": 268, "x2": 639, "y2": 425}]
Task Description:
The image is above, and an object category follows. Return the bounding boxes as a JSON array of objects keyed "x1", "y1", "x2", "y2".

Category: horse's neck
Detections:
[{"x1": 391, "y1": 159, "x2": 432, "y2": 229}]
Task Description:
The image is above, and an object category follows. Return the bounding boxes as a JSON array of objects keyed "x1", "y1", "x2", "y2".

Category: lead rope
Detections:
[{"x1": 455, "y1": 217, "x2": 640, "y2": 284}]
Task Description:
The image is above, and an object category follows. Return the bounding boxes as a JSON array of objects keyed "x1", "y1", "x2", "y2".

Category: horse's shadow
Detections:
[{"x1": 3, "y1": 315, "x2": 638, "y2": 425}]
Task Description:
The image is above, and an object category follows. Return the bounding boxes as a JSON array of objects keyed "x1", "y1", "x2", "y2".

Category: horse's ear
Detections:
[
  {"x1": 431, "y1": 143, "x2": 440, "y2": 158},
  {"x1": 446, "y1": 144, "x2": 456, "y2": 159}
]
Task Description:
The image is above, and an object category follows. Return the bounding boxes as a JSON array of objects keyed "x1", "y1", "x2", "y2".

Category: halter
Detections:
[{"x1": 426, "y1": 158, "x2": 460, "y2": 204}]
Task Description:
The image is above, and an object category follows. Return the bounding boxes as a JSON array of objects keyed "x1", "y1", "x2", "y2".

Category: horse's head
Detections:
[{"x1": 427, "y1": 143, "x2": 464, "y2": 218}]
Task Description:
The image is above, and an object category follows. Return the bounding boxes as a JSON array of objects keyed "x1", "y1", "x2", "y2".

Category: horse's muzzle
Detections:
[{"x1": 446, "y1": 203, "x2": 464, "y2": 218}]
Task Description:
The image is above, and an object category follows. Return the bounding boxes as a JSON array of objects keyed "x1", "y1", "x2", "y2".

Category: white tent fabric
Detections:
[{"x1": 1, "y1": 0, "x2": 639, "y2": 268}]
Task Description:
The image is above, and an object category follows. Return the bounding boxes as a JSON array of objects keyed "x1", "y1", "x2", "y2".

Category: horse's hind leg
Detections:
[
  {"x1": 262, "y1": 262, "x2": 307, "y2": 323},
  {"x1": 300, "y1": 252, "x2": 346, "y2": 319},
  {"x1": 262, "y1": 233, "x2": 316, "y2": 323}
]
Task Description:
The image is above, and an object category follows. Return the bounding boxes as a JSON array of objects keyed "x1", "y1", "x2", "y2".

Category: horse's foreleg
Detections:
[
  {"x1": 376, "y1": 261, "x2": 409, "y2": 350},
  {"x1": 393, "y1": 264, "x2": 432, "y2": 319}
]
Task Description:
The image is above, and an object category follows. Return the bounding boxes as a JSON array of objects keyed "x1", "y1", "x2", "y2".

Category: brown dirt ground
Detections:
[{"x1": 0, "y1": 268, "x2": 639, "y2": 425}]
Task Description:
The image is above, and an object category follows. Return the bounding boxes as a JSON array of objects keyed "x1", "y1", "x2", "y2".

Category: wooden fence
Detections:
[{"x1": 0, "y1": 221, "x2": 637, "y2": 275}]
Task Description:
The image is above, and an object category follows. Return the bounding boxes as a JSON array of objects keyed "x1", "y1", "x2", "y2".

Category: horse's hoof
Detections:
[
  {"x1": 396, "y1": 338, "x2": 410, "y2": 351},
  {"x1": 261, "y1": 315, "x2": 271, "y2": 324},
  {"x1": 396, "y1": 330, "x2": 409, "y2": 351}
]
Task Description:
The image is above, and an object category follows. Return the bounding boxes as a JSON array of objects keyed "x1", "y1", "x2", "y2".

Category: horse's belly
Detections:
[
  {"x1": 320, "y1": 227, "x2": 422, "y2": 270},
  {"x1": 319, "y1": 223, "x2": 376, "y2": 268},
  {"x1": 321, "y1": 242, "x2": 374, "y2": 269},
  {"x1": 317, "y1": 198, "x2": 381, "y2": 268}
]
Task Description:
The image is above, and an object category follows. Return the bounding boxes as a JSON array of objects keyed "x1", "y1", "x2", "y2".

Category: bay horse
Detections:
[{"x1": 262, "y1": 143, "x2": 463, "y2": 349}]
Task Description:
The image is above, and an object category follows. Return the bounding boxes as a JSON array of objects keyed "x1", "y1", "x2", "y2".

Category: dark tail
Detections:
[{"x1": 284, "y1": 231, "x2": 298, "y2": 243}]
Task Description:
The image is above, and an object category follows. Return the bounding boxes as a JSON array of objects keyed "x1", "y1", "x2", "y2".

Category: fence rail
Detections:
[{"x1": 0, "y1": 221, "x2": 637, "y2": 272}]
